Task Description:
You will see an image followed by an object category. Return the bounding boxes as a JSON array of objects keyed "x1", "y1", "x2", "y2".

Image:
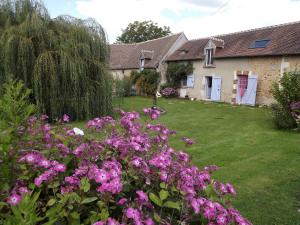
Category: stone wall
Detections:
[{"x1": 178, "y1": 56, "x2": 300, "y2": 105}]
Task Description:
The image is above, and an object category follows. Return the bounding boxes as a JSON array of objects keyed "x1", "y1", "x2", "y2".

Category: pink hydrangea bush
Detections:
[
  {"x1": 161, "y1": 87, "x2": 178, "y2": 98},
  {"x1": 2, "y1": 109, "x2": 252, "y2": 225}
]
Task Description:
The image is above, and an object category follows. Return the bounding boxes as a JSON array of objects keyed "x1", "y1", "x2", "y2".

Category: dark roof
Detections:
[
  {"x1": 110, "y1": 33, "x2": 183, "y2": 69},
  {"x1": 166, "y1": 21, "x2": 300, "y2": 61}
]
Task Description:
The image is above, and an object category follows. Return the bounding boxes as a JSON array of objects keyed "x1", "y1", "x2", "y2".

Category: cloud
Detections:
[
  {"x1": 181, "y1": 0, "x2": 224, "y2": 7},
  {"x1": 75, "y1": 0, "x2": 300, "y2": 43}
]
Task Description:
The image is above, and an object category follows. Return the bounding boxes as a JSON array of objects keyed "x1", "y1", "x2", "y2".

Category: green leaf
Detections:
[
  {"x1": 159, "y1": 190, "x2": 169, "y2": 201},
  {"x1": 80, "y1": 177, "x2": 90, "y2": 192},
  {"x1": 149, "y1": 193, "x2": 162, "y2": 207},
  {"x1": 47, "y1": 198, "x2": 56, "y2": 206},
  {"x1": 100, "y1": 208, "x2": 109, "y2": 221},
  {"x1": 153, "y1": 213, "x2": 161, "y2": 223},
  {"x1": 163, "y1": 201, "x2": 180, "y2": 210},
  {"x1": 81, "y1": 197, "x2": 98, "y2": 204},
  {"x1": 70, "y1": 211, "x2": 80, "y2": 219},
  {"x1": 160, "y1": 182, "x2": 167, "y2": 189}
]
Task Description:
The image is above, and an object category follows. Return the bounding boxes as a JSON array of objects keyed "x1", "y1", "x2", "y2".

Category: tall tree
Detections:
[
  {"x1": 116, "y1": 20, "x2": 171, "y2": 43},
  {"x1": 0, "y1": 0, "x2": 112, "y2": 120}
]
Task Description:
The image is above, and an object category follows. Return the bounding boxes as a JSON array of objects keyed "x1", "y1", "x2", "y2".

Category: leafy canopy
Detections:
[
  {"x1": 116, "y1": 20, "x2": 171, "y2": 43},
  {"x1": 0, "y1": 0, "x2": 112, "y2": 120}
]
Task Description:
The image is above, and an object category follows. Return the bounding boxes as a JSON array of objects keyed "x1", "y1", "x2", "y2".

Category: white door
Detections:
[{"x1": 211, "y1": 76, "x2": 222, "y2": 101}]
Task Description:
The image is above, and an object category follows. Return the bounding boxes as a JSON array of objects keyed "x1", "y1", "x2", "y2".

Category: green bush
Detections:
[
  {"x1": 271, "y1": 71, "x2": 300, "y2": 129},
  {"x1": 0, "y1": 79, "x2": 36, "y2": 198},
  {"x1": 131, "y1": 70, "x2": 160, "y2": 96},
  {"x1": 271, "y1": 104, "x2": 297, "y2": 129}
]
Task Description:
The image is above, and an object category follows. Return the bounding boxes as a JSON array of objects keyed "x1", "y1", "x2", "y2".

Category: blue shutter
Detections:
[
  {"x1": 243, "y1": 75, "x2": 258, "y2": 106},
  {"x1": 187, "y1": 75, "x2": 194, "y2": 87}
]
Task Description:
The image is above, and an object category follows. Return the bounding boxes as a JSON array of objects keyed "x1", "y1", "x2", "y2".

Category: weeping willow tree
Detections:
[{"x1": 0, "y1": 0, "x2": 112, "y2": 120}]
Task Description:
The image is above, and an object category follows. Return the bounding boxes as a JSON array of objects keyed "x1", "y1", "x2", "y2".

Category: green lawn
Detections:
[{"x1": 114, "y1": 97, "x2": 300, "y2": 225}]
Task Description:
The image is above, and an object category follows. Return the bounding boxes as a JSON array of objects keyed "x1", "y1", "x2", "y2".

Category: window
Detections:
[
  {"x1": 205, "y1": 48, "x2": 214, "y2": 66},
  {"x1": 250, "y1": 39, "x2": 270, "y2": 49},
  {"x1": 181, "y1": 75, "x2": 194, "y2": 88},
  {"x1": 140, "y1": 59, "x2": 145, "y2": 71},
  {"x1": 181, "y1": 76, "x2": 187, "y2": 87}
]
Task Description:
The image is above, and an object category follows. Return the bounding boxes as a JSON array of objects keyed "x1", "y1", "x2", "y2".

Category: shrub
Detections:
[
  {"x1": 0, "y1": 79, "x2": 36, "y2": 197},
  {"x1": 0, "y1": 108, "x2": 251, "y2": 225},
  {"x1": 161, "y1": 87, "x2": 178, "y2": 98},
  {"x1": 271, "y1": 71, "x2": 300, "y2": 129},
  {"x1": 131, "y1": 70, "x2": 160, "y2": 96}
]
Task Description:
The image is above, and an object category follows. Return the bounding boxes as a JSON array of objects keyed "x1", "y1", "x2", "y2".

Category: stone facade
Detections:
[{"x1": 178, "y1": 56, "x2": 300, "y2": 105}]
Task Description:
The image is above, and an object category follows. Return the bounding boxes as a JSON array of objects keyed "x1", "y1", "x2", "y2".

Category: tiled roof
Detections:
[
  {"x1": 110, "y1": 33, "x2": 183, "y2": 69},
  {"x1": 166, "y1": 21, "x2": 300, "y2": 61}
]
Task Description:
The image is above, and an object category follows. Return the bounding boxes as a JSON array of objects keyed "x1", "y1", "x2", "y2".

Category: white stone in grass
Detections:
[{"x1": 73, "y1": 127, "x2": 84, "y2": 136}]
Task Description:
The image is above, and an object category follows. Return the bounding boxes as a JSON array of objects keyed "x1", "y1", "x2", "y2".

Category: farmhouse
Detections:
[
  {"x1": 166, "y1": 21, "x2": 300, "y2": 105},
  {"x1": 110, "y1": 32, "x2": 188, "y2": 82}
]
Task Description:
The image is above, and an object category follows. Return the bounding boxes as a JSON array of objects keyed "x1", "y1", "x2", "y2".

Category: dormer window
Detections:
[
  {"x1": 205, "y1": 48, "x2": 214, "y2": 66},
  {"x1": 140, "y1": 58, "x2": 145, "y2": 71}
]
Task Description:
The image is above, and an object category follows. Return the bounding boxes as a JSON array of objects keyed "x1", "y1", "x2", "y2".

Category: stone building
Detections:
[
  {"x1": 165, "y1": 21, "x2": 300, "y2": 105},
  {"x1": 109, "y1": 32, "x2": 188, "y2": 82}
]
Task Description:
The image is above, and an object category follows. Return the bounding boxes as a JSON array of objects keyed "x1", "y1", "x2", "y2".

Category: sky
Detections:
[{"x1": 44, "y1": 0, "x2": 300, "y2": 43}]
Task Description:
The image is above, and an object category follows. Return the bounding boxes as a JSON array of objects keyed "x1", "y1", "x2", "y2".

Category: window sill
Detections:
[
  {"x1": 203, "y1": 65, "x2": 216, "y2": 68},
  {"x1": 180, "y1": 86, "x2": 193, "y2": 89}
]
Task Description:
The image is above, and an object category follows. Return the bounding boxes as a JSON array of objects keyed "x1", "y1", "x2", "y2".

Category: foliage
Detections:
[
  {"x1": 0, "y1": 79, "x2": 36, "y2": 135},
  {"x1": 114, "y1": 77, "x2": 132, "y2": 98},
  {"x1": 0, "y1": 79, "x2": 36, "y2": 197},
  {"x1": 116, "y1": 20, "x2": 171, "y2": 44},
  {"x1": 131, "y1": 70, "x2": 160, "y2": 96},
  {"x1": 161, "y1": 87, "x2": 178, "y2": 98},
  {"x1": 1, "y1": 109, "x2": 251, "y2": 225},
  {"x1": 0, "y1": 0, "x2": 112, "y2": 120},
  {"x1": 271, "y1": 70, "x2": 300, "y2": 129},
  {"x1": 166, "y1": 62, "x2": 193, "y2": 88},
  {"x1": 290, "y1": 101, "x2": 300, "y2": 129},
  {"x1": 100, "y1": 97, "x2": 300, "y2": 224},
  {"x1": 270, "y1": 104, "x2": 296, "y2": 129},
  {"x1": 2, "y1": 192, "x2": 46, "y2": 225}
]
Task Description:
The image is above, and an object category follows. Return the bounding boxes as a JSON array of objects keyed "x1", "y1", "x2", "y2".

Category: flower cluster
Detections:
[
  {"x1": 5, "y1": 110, "x2": 251, "y2": 225},
  {"x1": 182, "y1": 136, "x2": 196, "y2": 145},
  {"x1": 143, "y1": 107, "x2": 161, "y2": 120},
  {"x1": 161, "y1": 87, "x2": 178, "y2": 98}
]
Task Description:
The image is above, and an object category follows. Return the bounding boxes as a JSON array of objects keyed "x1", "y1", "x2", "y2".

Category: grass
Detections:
[{"x1": 115, "y1": 97, "x2": 300, "y2": 225}]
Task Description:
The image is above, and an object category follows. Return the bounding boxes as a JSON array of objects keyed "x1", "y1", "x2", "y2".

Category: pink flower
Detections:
[
  {"x1": 18, "y1": 187, "x2": 29, "y2": 195},
  {"x1": 136, "y1": 190, "x2": 148, "y2": 202},
  {"x1": 53, "y1": 164, "x2": 66, "y2": 172},
  {"x1": 217, "y1": 214, "x2": 228, "y2": 225},
  {"x1": 143, "y1": 107, "x2": 161, "y2": 120},
  {"x1": 117, "y1": 198, "x2": 127, "y2": 205},
  {"x1": 145, "y1": 218, "x2": 155, "y2": 225},
  {"x1": 7, "y1": 194, "x2": 21, "y2": 206},
  {"x1": 126, "y1": 208, "x2": 141, "y2": 221},
  {"x1": 63, "y1": 114, "x2": 70, "y2": 122},
  {"x1": 39, "y1": 159, "x2": 51, "y2": 168},
  {"x1": 181, "y1": 137, "x2": 196, "y2": 145},
  {"x1": 94, "y1": 169, "x2": 109, "y2": 183},
  {"x1": 93, "y1": 222, "x2": 105, "y2": 225}
]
